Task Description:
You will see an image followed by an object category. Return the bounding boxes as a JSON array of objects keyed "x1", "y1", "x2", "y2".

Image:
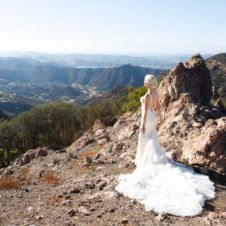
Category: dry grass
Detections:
[
  {"x1": 41, "y1": 170, "x2": 62, "y2": 186},
  {"x1": 15, "y1": 210, "x2": 25, "y2": 218},
  {"x1": 17, "y1": 166, "x2": 31, "y2": 184},
  {"x1": 79, "y1": 149, "x2": 97, "y2": 159},
  {"x1": 47, "y1": 193, "x2": 62, "y2": 206},
  {"x1": 0, "y1": 175, "x2": 19, "y2": 190}
]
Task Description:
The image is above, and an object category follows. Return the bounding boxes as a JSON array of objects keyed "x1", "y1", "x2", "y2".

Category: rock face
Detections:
[
  {"x1": 157, "y1": 54, "x2": 226, "y2": 174},
  {"x1": 206, "y1": 53, "x2": 226, "y2": 103},
  {"x1": 181, "y1": 117, "x2": 226, "y2": 173},
  {"x1": 62, "y1": 54, "x2": 226, "y2": 175},
  {"x1": 158, "y1": 54, "x2": 213, "y2": 110}
]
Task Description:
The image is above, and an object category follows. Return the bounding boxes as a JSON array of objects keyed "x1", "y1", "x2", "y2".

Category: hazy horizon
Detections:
[
  {"x1": 0, "y1": 0, "x2": 225, "y2": 55},
  {"x1": 0, "y1": 50, "x2": 216, "y2": 58}
]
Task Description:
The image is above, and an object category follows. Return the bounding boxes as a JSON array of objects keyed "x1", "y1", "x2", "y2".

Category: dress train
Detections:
[{"x1": 115, "y1": 96, "x2": 215, "y2": 217}]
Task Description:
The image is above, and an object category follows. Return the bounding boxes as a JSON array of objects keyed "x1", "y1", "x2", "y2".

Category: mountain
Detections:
[
  {"x1": 1, "y1": 52, "x2": 212, "y2": 69},
  {"x1": 0, "y1": 58, "x2": 163, "y2": 88},
  {"x1": 0, "y1": 57, "x2": 42, "y2": 71},
  {"x1": 206, "y1": 53, "x2": 226, "y2": 104},
  {"x1": 0, "y1": 54, "x2": 225, "y2": 225},
  {"x1": 0, "y1": 57, "x2": 164, "y2": 115}
]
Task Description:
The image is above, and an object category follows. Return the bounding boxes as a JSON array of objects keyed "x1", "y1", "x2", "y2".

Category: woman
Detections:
[{"x1": 115, "y1": 74, "x2": 215, "y2": 217}]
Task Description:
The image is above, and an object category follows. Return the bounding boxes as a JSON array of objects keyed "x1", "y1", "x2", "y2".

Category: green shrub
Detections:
[{"x1": 122, "y1": 86, "x2": 147, "y2": 112}]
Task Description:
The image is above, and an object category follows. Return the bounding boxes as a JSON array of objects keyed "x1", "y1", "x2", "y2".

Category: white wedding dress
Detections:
[{"x1": 115, "y1": 95, "x2": 215, "y2": 217}]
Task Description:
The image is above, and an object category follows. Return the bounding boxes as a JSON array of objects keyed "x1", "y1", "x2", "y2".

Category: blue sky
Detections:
[{"x1": 0, "y1": 0, "x2": 225, "y2": 55}]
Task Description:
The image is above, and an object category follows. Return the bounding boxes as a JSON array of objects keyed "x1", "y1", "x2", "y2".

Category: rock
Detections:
[
  {"x1": 65, "y1": 221, "x2": 76, "y2": 226},
  {"x1": 90, "y1": 206, "x2": 96, "y2": 211},
  {"x1": 97, "y1": 213, "x2": 102, "y2": 218},
  {"x1": 182, "y1": 117, "x2": 226, "y2": 171},
  {"x1": 156, "y1": 214, "x2": 167, "y2": 222},
  {"x1": 62, "y1": 200, "x2": 73, "y2": 206},
  {"x1": 68, "y1": 209, "x2": 77, "y2": 217},
  {"x1": 94, "y1": 153, "x2": 101, "y2": 160},
  {"x1": 94, "y1": 159, "x2": 105, "y2": 164},
  {"x1": 192, "y1": 121, "x2": 203, "y2": 128},
  {"x1": 97, "y1": 138, "x2": 108, "y2": 145},
  {"x1": 14, "y1": 147, "x2": 49, "y2": 166},
  {"x1": 83, "y1": 156, "x2": 92, "y2": 164},
  {"x1": 65, "y1": 194, "x2": 71, "y2": 199},
  {"x1": 112, "y1": 142, "x2": 123, "y2": 151},
  {"x1": 78, "y1": 206, "x2": 90, "y2": 215},
  {"x1": 102, "y1": 191, "x2": 117, "y2": 200},
  {"x1": 34, "y1": 214, "x2": 44, "y2": 220},
  {"x1": 92, "y1": 119, "x2": 105, "y2": 132},
  {"x1": 95, "y1": 128, "x2": 105, "y2": 136},
  {"x1": 121, "y1": 218, "x2": 129, "y2": 224},
  {"x1": 108, "y1": 207, "x2": 116, "y2": 212},
  {"x1": 56, "y1": 148, "x2": 66, "y2": 153},
  {"x1": 70, "y1": 187, "x2": 80, "y2": 193},
  {"x1": 27, "y1": 206, "x2": 34, "y2": 214},
  {"x1": 85, "y1": 182, "x2": 95, "y2": 189},
  {"x1": 99, "y1": 143, "x2": 113, "y2": 156},
  {"x1": 98, "y1": 181, "x2": 107, "y2": 190},
  {"x1": 53, "y1": 158, "x2": 60, "y2": 164},
  {"x1": 220, "y1": 212, "x2": 226, "y2": 218},
  {"x1": 21, "y1": 153, "x2": 34, "y2": 166},
  {"x1": 68, "y1": 152, "x2": 78, "y2": 159},
  {"x1": 207, "y1": 211, "x2": 219, "y2": 219},
  {"x1": 37, "y1": 148, "x2": 48, "y2": 157},
  {"x1": 2, "y1": 166, "x2": 15, "y2": 175}
]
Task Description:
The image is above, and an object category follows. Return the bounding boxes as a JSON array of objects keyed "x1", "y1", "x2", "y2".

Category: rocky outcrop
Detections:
[
  {"x1": 181, "y1": 117, "x2": 226, "y2": 173},
  {"x1": 157, "y1": 54, "x2": 226, "y2": 174},
  {"x1": 158, "y1": 54, "x2": 213, "y2": 110},
  {"x1": 66, "y1": 54, "x2": 226, "y2": 175}
]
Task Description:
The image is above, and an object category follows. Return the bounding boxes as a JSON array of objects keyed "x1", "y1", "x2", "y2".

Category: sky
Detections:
[{"x1": 0, "y1": 0, "x2": 225, "y2": 56}]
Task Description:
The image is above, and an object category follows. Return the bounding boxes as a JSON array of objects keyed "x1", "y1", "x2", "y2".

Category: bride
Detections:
[{"x1": 115, "y1": 74, "x2": 215, "y2": 217}]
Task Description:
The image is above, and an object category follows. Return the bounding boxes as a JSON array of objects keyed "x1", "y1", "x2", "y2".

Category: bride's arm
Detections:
[{"x1": 155, "y1": 94, "x2": 162, "y2": 123}]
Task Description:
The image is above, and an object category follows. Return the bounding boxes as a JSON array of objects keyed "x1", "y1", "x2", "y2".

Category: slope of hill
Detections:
[
  {"x1": 0, "y1": 57, "x2": 164, "y2": 115},
  {"x1": 0, "y1": 54, "x2": 226, "y2": 225},
  {"x1": 206, "y1": 53, "x2": 226, "y2": 104},
  {"x1": 0, "y1": 57, "x2": 163, "y2": 89}
]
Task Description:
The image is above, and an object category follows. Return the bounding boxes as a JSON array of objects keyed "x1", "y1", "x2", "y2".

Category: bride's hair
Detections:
[{"x1": 144, "y1": 74, "x2": 157, "y2": 88}]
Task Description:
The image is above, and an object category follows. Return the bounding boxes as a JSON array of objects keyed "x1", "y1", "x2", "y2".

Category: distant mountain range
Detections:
[
  {"x1": 0, "y1": 56, "x2": 164, "y2": 115},
  {"x1": 0, "y1": 52, "x2": 224, "y2": 116},
  {"x1": 0, "y1": 52, "x2": 212, "y2": 69},
  {"x1": 0, "y1": 57, "x2": 162, "y2": 89}
]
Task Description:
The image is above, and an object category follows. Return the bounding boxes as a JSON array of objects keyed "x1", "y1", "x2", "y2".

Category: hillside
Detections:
[
  {"x1": 0, "y1": 57, "x2": 164, "y2": 115},
  {"x1": 0, "y1": 54, "x2": 225, "y2": 225},
  {"x1": 206, "y1": 53, "x2": 226, "y2": 105},
  {"x1": 0, "y1": 58, "x2": 163, "y2": 89}
]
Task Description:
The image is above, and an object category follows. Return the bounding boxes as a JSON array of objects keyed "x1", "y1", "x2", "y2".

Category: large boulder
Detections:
[
  {"x1": 157, "y1": 54, "x2": 226, "y2": 174},
  {"x1": 182, "y1": 117, "x2": 226, "y2": 173},
  {"x1": 158, "y1": 54, "x2": 213, "y2": 111}
]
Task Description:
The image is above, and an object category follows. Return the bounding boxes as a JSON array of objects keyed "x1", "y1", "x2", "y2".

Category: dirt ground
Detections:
[{"x1": 0, "y1": 142, "x2": 226, "y2": 226}]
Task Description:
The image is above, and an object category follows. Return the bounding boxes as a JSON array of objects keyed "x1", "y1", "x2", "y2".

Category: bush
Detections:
[
  {"x1": 0, "y1": 86, "x2": 143, "y2": 167},
  {"x1": 122, "y1": 86, "x2": 147, "y2": 112}
]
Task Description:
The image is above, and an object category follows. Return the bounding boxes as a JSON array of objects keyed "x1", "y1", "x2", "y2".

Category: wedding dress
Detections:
[{"x1": 115, "y1": 95, "x2": 215, "y2": 217}]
